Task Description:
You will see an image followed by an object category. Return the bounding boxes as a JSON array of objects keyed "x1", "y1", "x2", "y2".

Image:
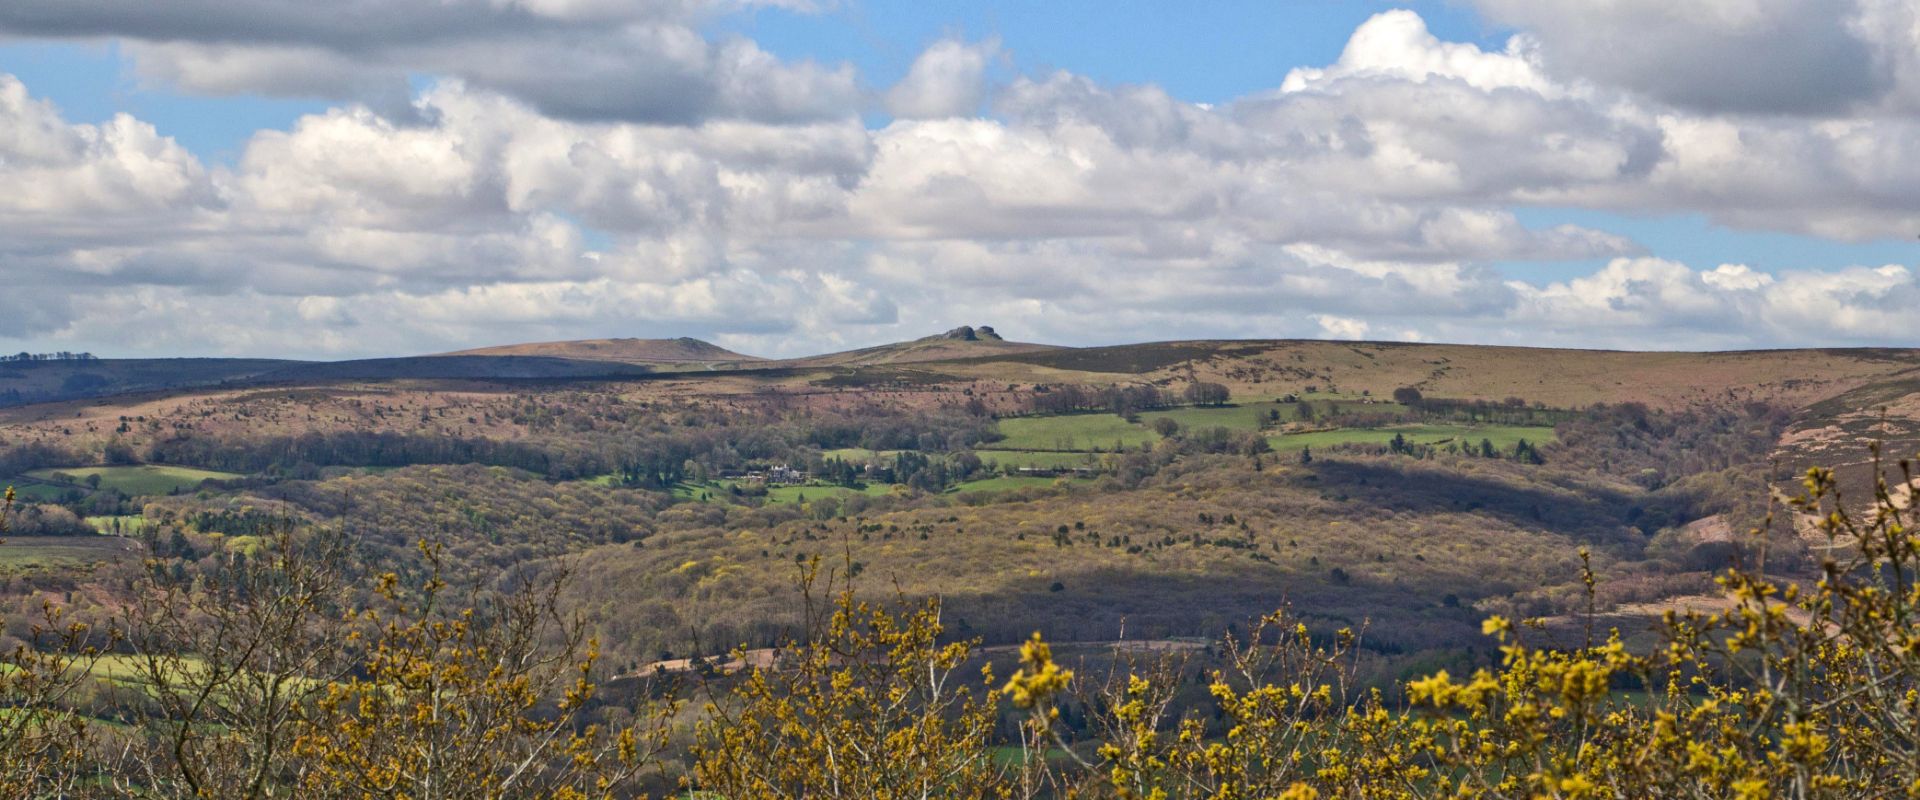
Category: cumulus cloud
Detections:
[
  {"x1": 1281, "y1": 9, "x2": 1550, "y2": 95},
  {"x1": 1501, "y1": 258, "x2": 1920, "y2": 348},
  {"x1": 1472, "y1": 0, "x2": 1885, "y2": 115},
  {"x1": 0, "y1": 76, "x2": 216, "y2": 217},
  {"x1": 5, "y1": 7, "x2": 1920, "y2": 358},
  {"x1": 0, "y1": 0, "x2": 860, "y2": 124},
  {"x1": 886, "y1": 39, "x2": 998, "y2": 119},
  {"x1": 1315, "y1": 315, "x2": 1371, "y2": 340}
]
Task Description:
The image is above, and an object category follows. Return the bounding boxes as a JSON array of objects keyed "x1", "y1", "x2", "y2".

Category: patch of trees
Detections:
[
  {"x1": 1403, "y1": 396, "x2": 1572, "y2": 427},
  {"x1": 856, "y1": 450, "x2": 990, "y2": 492},
  {"x1": 1183, "y1": 381, "x2": 1231, "y2": 407},
  {"x1": 1553, "y1": 402, "x2": 1792, "y2": 489},
  {"x1": 802, "y1": 413, "x2": 998, "y2": 453},
  {"x1": 0, "y1": 351, "x2": 97, "y2": 363},
  {"x1": 1028, "y1": 384, "x2": 1177, "y2": 416},
  {"x1": 0, "y1": 503, "x2": 92, "y2": 536},
  {"x1": 1026, "y1": 382, "x2": 1232, "y2": 416},
  {"x1": 1175, "y1": 426, "x2": 1271, "y2": 456},
  {"x1": 146, "y1": 431, "x2": 562, "y2": 477},
  {"x1": 245, "y1": 465, "x2": 674, "y2": 586},
  {"x1": 184, "y1": 507, "x2": 296, "y2": 538},
  {"x1": 0, "y1": 443, "x2": 79, "y2": 477},
  {"x1": 128, "y1": 407, "x2": 1000, "y2": 491}
]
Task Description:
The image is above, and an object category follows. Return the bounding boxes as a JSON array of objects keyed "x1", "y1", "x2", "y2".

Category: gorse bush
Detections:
[{"x1": 4, "y1": 452, "x2": 1920, "y2": 797}]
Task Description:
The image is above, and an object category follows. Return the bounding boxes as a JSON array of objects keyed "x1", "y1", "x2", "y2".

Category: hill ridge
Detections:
[{"x1": 440, "y1": 337, "x2": 762, "y2": 364}]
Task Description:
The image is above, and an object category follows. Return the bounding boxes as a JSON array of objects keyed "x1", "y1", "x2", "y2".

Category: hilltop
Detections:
[
  {"x1": 788, "y1": 325, "x2": 1062, "y2": 367},
  {"x1": 441, "y1": 336, "x2": 761, "y2": 365}
]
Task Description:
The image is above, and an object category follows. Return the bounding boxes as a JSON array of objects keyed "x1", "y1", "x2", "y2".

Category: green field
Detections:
[
  {"x1": 762, "y1": 483, "x2": 898, "y2": 504},
  {"x1": 25, "y1": 465, "x2": 243, "y2": 496},
  {"x1": 821, "y1": 448, "x2": 903, "y2": 462},
  {"x1": 4, "y1": 481, "x2": 71, "y2": 501},
  {"x1": 1139, "y1": 404, "x2": 1274, "y2": 431},
  {"x1": 87, "y1": 514, "x2": 152, "y2": 536},
  {"x1": 986, "y1": 414, "x2": 1159, "y2": 452},
  {"x1": 1268, "y1": 424, "x2": 1557, "y2": 452},
  {"x1": 976, "y1": 450, "x2": 1110, "y2": 470},
  {"x1": 669, "y1": 480, "x2": 901, "y2": 506},
  {"x1": 0, "y1": 536, "x2": 137, "y2": 571}
]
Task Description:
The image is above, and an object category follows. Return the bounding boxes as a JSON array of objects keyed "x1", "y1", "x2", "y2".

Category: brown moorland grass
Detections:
[{"x1": 7, "y1": 342, "x2": 1915, "y2": 457}]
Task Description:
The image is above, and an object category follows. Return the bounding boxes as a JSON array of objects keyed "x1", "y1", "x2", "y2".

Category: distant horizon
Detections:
[
  {"x1": 4, "y1": 2, "x2": 1919, "y2": 359},
  {"x1": 11, "y1": 328, "x2": 1920, "y2": 365}
]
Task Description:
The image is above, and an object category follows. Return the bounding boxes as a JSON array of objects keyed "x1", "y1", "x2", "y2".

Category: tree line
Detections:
[
  {"x1": 1027, "y1": 382, "x2": 1231, "y2": 416},
  {"x1": 0, "y1": 351, "x2": 98, "y2": 363}
]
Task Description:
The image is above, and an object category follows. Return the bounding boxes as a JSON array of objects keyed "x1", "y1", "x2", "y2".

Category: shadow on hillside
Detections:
[
  {"x1": 1302, "y1": 458, "x2": 1641, "y2": 543},
  {"x1": 930, "y1": 564, "x2": 1487, "y2": 656}
]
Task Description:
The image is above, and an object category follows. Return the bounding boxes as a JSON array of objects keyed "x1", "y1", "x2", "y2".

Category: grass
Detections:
[
  {"x1": 668, "y1": 480, "x2": 902, "y2": 506},
  {"x1": 821, "y1": 448, "x2": 903, "y2": 462},
  {"x1": 86, "y1": 514, "x2": 152, "y2": 536},
  {"x1": 1139, "y1": 404, "x2": 1271, "y2": 431},
  {"x1": 4, "y1": 481, "x2": 70, "y2": 501},
  {"x1": 987, "y1": 414, "x2": 1159, "y2": 452},
  {"x1": 1269, "y1": 424, "x2": 1558, "y2": 453},
  {"x1": 976, "y1": 451, "x2": 1111, "y2": 470},
  {"x1": 0, "y1": 536, "x2": 137, "y2": 571},
  {"x1": 25, "y1": 465, "x2": 243, "y2": 496},
  {"x1": 763, "y1": 483, "x2": 899, "y2": 505}
]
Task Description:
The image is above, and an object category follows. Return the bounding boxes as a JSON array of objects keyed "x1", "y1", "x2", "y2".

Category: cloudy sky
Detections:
[{"x1": 3, "y1": 0, "x2": 1919, "y2": 359}]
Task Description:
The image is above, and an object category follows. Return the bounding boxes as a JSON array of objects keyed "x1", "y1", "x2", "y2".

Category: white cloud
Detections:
[
  {"x1": 6, "y1": 7, "x2": 1920, "y2": 358},
  {"x1": 0, "y1": 76, "x2": 216, "y2": 217},
  {"x1": 1, "y1": 0, "x2": 860, "y2": 124},
  {"x1": 1282, "y1": 10, "x2": 1551, "y2": 95},
  {"x1": 1472, "y1": 0, "x2": 1885, "y2": 114},
  {"x1": 886, "y1": 39, "x2": 998, "y2": 120},
  {"x1": 1315, "y1": 315, "x2": 1371, "y2": 340}
]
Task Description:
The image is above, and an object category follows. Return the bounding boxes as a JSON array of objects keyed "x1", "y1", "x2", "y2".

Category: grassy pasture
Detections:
[
  {"x1": 1269, "y1": 424, "x2": 1557, "y2": 453},
  {"x1": 671, "y1": 480, "x2": 902, "y2": 506},
  {"x1": 986, "y1": 414, "x2": 1159, "y2": 452},
  {"x1": 821, "y1": 448, "x2": 902, "y2": 462},
  {"x1": 977, "y1": 450, "x2": 1111, "y2": 470},
  {"x1": 0, "y1": 535, "x2": 139, "y2": 571},
  {"x1": 1138, "y1": 404, "x2": 1275, "y2": 432},
  {"x1": 4, "y1": 481, "x2": 70, "y2": 501},
  {"x1": 762, "y1": 483, "x2": 898, "y2": 505},
  {"x1": 87, "y1": 514, "x2": 153, "y2": 535},
  {"x1": 25, "y1": 465, "x2": 242, "y2": 496}
]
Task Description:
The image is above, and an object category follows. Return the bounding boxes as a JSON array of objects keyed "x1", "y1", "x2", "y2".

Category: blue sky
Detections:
[
  {"x1": 718, "y1": 1, "x2": 1501, "y2": 105},
  {"x1": 0, "y1": 1, "x2": 1915, "y2": 357},
  {"x1": 4, "y1": 3, "x2": 1502, "y2": 159}
]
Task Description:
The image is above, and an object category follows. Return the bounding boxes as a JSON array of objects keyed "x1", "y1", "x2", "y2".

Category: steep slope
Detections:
[{"x1": 442, "y1": 337, "x2": 761, "y2": 365}]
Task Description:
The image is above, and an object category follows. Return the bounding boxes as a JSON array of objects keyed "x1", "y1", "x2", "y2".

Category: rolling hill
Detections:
[
  {"x1": 0, "y1": 358, "x2": 301, "y2": 408},
  {"x1": 253, "y1": 355, "x2": 659, "y2": 382},
  {"x1": 787, "y1": 325, "x2": 1063, "y2": 367},
  {"x1": 441, "y1": 337, "x2": 761, "y2": 365}
]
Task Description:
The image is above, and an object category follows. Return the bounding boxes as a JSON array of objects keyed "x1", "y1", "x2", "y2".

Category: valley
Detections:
[{"x1": 5, "y1": 329, "x2": 1920, "y2": 794}]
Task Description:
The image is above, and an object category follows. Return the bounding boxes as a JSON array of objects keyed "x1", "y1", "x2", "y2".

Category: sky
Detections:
[{"x1": 2, "y1": 1, "x2": 1919, "y2": 360}]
